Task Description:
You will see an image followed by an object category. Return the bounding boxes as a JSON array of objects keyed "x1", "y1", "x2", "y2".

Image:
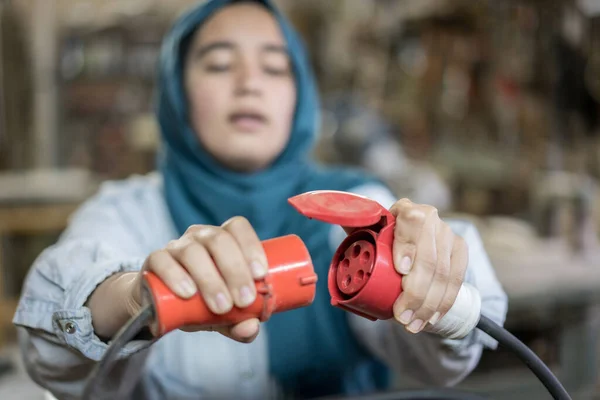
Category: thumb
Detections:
[
  {"x1": 220, "y1": 318, "x2": 260, "y2": 343},
  {"x1": 181, "y1": 318, "x2": 260, "y2": 343}
]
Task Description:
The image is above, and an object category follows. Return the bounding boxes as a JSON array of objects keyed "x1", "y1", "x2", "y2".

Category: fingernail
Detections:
[
  {"x1": 214, "y1": 293, "x2": 231, "y2": 313},
  {"x1": 178, "y1": 279, "x2": 197, "y2": 297},
  {"x1": 408, "y1": 319, "x2": 424, "y2": 333},
  {"x1": 240, "y1": 321, "x2": 260, "y2": 341},
  {"x1": 247, "y1": 320, "x2": 260, "y2": 337},
  {"x1": 398, "y1": 309, "x2": 413, "y2": 324},
  {"x1": 239, "y1": 286, "x2": 255, "y2": 306},
  {"x1": 250, "y1": 261, "x2": 267, "y2": 278},
  {"x1": 398, "y1": 256, "x2": 412, "y2": 274},
  {"x1": 429, "y1": 312, "x2": 441, "y2": 325}
]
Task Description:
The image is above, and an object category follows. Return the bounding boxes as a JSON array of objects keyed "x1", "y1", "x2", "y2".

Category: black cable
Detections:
[
  {"x1": 0, "y1": 356, "x2": 13, "y2": 378},
  {"x1": 81, "y1": 304, "x2": 154, "y2": 400},
  {"x1": 82, "y1": 307, "x2": 572, "y2": 400},
  {"x1": 316, "y1": 389, "x2": 490, "y2": 400},
  {"x1": 476, "y1": 314, "x2": 571, "y2": 400}
]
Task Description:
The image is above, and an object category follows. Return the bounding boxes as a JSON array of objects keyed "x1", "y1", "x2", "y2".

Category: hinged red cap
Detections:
[{"x1": 288, "y1": 190, "x2": 392, "y2": 228}]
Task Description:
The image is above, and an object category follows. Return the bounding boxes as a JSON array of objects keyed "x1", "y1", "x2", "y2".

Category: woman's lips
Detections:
[{"x1": 229, "y1": 112, "x2": 267, "y2": 132}]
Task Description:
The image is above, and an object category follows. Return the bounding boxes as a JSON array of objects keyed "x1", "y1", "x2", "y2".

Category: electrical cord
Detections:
[
  {"x1": 82, "y1": 304, "x2": 154, "y2": 400},
  {"x1": 82, "y1": 309, "x2": 572, "y2": 400},
  {"x1": 476, "y1": 315, "x2": 571, "y2": 400},
  {"x1": 316, "y1": 389, "x2": 490, "y2": 400}
]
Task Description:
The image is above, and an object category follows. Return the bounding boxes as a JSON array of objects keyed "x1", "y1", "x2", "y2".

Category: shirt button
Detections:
[{"x1": 64, "y1": 322, "x2": 77, "y2": 334}]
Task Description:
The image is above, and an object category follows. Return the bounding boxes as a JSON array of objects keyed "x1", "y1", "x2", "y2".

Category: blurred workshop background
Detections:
[{"x1": 1, "y1": 0, "x2": 600, "y2": 399}]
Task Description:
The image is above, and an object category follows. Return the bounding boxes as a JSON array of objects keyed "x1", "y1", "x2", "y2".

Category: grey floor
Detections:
[{"x1": 0, "y1": 344, "x2": 46, "y2": 400}]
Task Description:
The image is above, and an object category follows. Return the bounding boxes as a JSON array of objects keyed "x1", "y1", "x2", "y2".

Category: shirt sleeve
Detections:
[
  {"x1": 331, "y1": 183, "x2": 508, "y2": 387},
  {"x1": 12, "y1": 178, "x2": 161, "y2": 399}
]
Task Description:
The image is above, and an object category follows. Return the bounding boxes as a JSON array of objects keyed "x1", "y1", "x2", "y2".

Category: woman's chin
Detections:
[{"x1": 217, "y1": 154, "x2": 276, "y2": 174}]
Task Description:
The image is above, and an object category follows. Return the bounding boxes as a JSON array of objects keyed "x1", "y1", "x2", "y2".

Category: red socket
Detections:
[{"x1": 289, "y1": 190, "x2": 401, "y2": 321}]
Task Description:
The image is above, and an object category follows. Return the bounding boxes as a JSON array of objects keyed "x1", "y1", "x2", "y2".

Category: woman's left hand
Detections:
[{"x1": 389, "y1": 198, "x2": 469, "y2": 334}]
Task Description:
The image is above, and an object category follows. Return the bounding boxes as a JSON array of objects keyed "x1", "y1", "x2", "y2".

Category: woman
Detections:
[{"x1": 13, "y1": 1, "x2": 507, "y2": 399}]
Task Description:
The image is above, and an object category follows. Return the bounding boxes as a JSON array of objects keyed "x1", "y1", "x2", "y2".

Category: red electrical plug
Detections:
[
  {"x1": 288, "y1": 190, "x2": 481, "y2": 339},
  {"x1": 142, "y1": 234, "x2": 318, "y2": 336}
]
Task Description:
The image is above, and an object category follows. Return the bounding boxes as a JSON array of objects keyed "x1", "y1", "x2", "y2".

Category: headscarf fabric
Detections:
[{"x1": 156, "y1": 0, "x2": 390, "y2": 396}]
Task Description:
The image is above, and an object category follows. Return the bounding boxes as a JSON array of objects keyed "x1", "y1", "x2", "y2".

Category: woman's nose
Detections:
[{"x1": 234, "y1": 62, "x2": 262, "y2": 97}]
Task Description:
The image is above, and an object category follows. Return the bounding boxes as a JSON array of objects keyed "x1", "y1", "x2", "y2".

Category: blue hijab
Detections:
[{"x1": 156, "y1": 0, "x2": 390, "y2": 396}]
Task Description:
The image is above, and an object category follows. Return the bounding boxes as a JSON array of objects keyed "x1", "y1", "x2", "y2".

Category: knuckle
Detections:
[
  {"x1": 221, "y1": 258, "x2": 245, "y2": 276},
  {"x1": 184, "y1": 224, "x2": 204, "y2": 235},
  {"x1": 391, "y1": 198, "x2": 411, "y2": 215},
  {"x1": 435, "y1": 263, "x2": 451, "y2": 280},
  {"x1": 420, "y1": 256, "x2": 437, "y2": 272},
  {"x1": 424, "y1": 205, "x2": 438, "y2": 217},
  {"x1": 393, "y1": 198, "x2": 412, "y2": 208},
  {"x1": 179, "y1": 242, "x2": 200, "y2": 262},
  {"x1": 454, "y1": 235, "x2": 467, "y2": 252},
  {"x1": 166, "y1": 240, "x2": 180, "y2": 250},
  {"x1": 191, "y1": 267, "x2": 214, "y2": 288},
  {"x1": 404, "y1": 287, "x2": 425, "y2": 304},
  {"x1": 222, "y1": 216, "x2": 250, "y2": 231},
  {"x1": 197, "y1": 227, "x2": 229, "y2": 247},
  {"x1": 450, "y1": 274, "x2": 465, "y2": 289},
  {"x1": 147, "y1": 250, "x2": 166, "y2": 266},
  {"x1": 393, "y1": 225, "x2": 412, "y2": 243},
  {"x1": 403, "y1": 207, "x2": 426, "y2": 223},
  {"x1": 393, "y1": 223, "x2": 404, "y2": 235},
  {"x1": 440, "y1": 297, "x2": 456, "y2": 313},
  {"x1": 145, "y1": 250, "x2": 172, "y2": 275},
  {"x1": 206, "y1": 231, "x2": 226, "y2": 247},
  {"x1": 441, "y1": 222, "x2": 453, "y2": 237},
  {"x1": 436, "y1": 254, "x2": 451, "y2": 271}
]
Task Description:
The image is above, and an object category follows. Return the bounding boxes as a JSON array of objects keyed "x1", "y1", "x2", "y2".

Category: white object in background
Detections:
[
  {"x1": 128, "y1": 114, "x2": 160, "y2": 152},
  {"x1": 44, "y1": 391, "x2": 58, "y2": 400},
  {"x1": 32, "y1": 0, "x2": 58, "y2": 168},
  {"x1": 483, "y1": 217, "x2": 539, "y2": 253},
  {"x1": 0, "y1": 168, "x2": 96, "y2": 203},
  {"x1": 562, "y1": 6, "x2": 585, "y2": 47},
  {"x1": 578, "y1": 0, "x2": 600, "y2": 17},
  {"x1": 363, "y1": 140, "x2": 452, "y2": 211}
]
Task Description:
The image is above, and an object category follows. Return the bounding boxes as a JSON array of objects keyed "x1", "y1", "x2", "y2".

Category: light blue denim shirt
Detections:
[{"x1": 13, "y1": 173, "x2": 508, "y2": 400}]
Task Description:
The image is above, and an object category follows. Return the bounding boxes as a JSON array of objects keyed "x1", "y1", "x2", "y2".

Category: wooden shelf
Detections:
[
  {"x1": 0, "y1": 201, "x2": 80, "y2": 348},
  {"x1": 0, "y1": 300, "x2": 19, "y2": 346},
  {"x1": 0, "y1": 204, "x2": 79, "y2": 235}
]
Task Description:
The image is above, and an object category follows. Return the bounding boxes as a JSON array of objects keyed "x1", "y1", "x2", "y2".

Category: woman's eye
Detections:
[
  {"x1": 206, "y1": 64, "x2": 230, "y2": 72},
  {"x1": 262, "y1": 52, "x2": 291, "y2": 76},
  {"x1": 263, "y1": 65, "x2": 290, "y2": 76}
]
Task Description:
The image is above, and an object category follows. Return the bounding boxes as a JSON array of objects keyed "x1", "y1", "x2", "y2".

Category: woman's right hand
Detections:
[{"x1": 131, "y1": 216, "x2": 269, "y2": 343}]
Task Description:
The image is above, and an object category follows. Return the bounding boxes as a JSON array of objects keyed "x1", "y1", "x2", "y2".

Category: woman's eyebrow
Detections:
[
  {"x1": 193, "y1": 41, "x2": 288, "y2": 59},
  {"x1": 262, "y1": 44, "x2": 288, "y2": 54},
  {"x1": 194, "y1": 41, "x2": 235, "y2": 59}
]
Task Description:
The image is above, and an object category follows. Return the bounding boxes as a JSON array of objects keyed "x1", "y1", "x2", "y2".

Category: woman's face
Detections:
[{"x1": 183, "y1": 3, "x2": 296, "y2": 172}]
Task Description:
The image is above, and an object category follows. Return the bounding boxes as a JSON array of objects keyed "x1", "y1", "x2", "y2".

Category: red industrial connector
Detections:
[
  {"x1": 142, "y1": 234, "x2": 318, "y2": 336},
  {"x1": 288, "y1": 190, "x2": 401, "y2": 321},
  {"x1": 289, "y1": 190, "x2": 481, "y2": 341}
]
